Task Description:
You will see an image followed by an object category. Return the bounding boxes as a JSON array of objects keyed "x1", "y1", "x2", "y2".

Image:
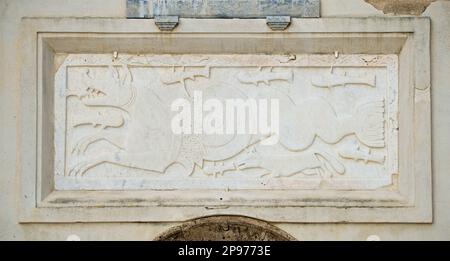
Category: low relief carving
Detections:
[
  {"x1": 277, "y1": 97, "x2": 385, "y2": 150},
  {"x1": 235, "y1": 147, "x2": 346, "y2": 179},
  {"x1": 237, "y1": 67, "x2": 293, "y2": 86},
  {"x1": 311, "y1": 72, "x2": 376, "y2": 88},
  {"x1": 55, "y1": 54, "x2": 398, "y2": 191},
  {"x1": 161, "y1": 66, "x2": 210, "y2": 95},
  {"x1": 338, "y1": 142, "x2": 386, "y2": 164}
]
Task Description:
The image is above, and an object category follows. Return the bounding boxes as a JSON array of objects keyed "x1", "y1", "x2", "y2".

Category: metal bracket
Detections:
[
  {"x1": 154, "y1": 16, "x2": 179, "y2": 31},
  {"x1": 266, "y1": 16, "x2": 291, "y2": 31}
]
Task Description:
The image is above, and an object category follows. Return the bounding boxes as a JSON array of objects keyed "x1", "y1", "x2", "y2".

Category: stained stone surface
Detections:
[
  {"x1": 54, "y1": 53, "x2": 398, "y2": 191},
  {"x1": 126, "y1": 0, "x2": 320, "y2": 18},
  {"x1": 365, "y1": 0, "x2": 435, "y2": 15}
]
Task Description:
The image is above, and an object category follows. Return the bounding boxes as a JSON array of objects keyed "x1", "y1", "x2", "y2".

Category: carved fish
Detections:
[
  {"x1": 338, "y1": 146, "x2": 385, "y2": 164},
  {"x1": 311, "y1": 73, "x2": 376, "y2": 88},
  {"x1": 237, "y1": 68, "x2": 293, "y2": 86},
  {"x1": 72, "y1": 109, "x2": 125, "y2": 129},
  {"x1": 161, "y1": 66, "x2": 210, "y2": 86}
]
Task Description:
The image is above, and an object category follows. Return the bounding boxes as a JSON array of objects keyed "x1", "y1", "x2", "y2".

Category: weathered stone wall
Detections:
[
  {"x1": 365, "y1": 0, "x2": 436, "y2": 15},
  {"x1": 1, "y1": 0, "x2": 449, "y2": 240}
]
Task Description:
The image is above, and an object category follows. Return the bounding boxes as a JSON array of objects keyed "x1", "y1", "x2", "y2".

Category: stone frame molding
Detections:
[{"x1": 18, "y1": 17, "x2": 431, "y2": 223}]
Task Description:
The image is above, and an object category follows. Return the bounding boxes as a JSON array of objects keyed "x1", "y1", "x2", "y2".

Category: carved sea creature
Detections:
[
  {"x1": 71, "y1": 108, "x2": 125, "y2": 129},
  {"x1": 237, "y1": 67, "x2": 293, "y2": 86},
  {"x1": 311, "y1": 72, "x2": 376, "y2": 88},
  {"x1": 161, "y1": 66, "x2": 210, "y2": 95}
]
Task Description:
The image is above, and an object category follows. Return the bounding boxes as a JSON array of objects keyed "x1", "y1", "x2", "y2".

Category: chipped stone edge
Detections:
[
  {"x1": 364, "y1": 0, "x2": 436, "y2": 15},
  {"x1": 155, "y1": 216, "x2": 297, "y2": 241}
]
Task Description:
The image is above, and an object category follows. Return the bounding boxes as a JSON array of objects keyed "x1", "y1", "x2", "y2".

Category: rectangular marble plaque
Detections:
[
  {"x1": 126, "y1": 0, "x2": 320, "y2": 18},
  {"x1": 54, "y1": 54, "x2": 398, "y2": 191}
]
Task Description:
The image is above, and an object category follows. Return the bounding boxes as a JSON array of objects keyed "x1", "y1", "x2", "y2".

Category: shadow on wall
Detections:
[{"x1": 155, "y1": 216, "x2": 296, "y2": 241}]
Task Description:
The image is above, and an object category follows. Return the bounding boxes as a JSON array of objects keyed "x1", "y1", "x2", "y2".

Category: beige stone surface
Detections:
[
  {"x1": 1, "y1": 0, "x2": 449, "y2": 240},
  {"x1": 365, "y1": 0, "x2": 436, "y2": 15}
]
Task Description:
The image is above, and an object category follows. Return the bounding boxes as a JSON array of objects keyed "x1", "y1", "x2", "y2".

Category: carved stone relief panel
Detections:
[
  {"x1": 18, "y1": 17, "x2": 430, "y2": 223},
  {"x1": 54, "y1": 54, "x2": 398, "y2": 191}
]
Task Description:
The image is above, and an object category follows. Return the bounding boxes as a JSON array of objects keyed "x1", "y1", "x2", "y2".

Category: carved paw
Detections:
[
  {"x1": 203, "y1": 162, "x2": 235, "y2": 177},
  {"x1": 315, "y1": 166, "x2": 333, "y2": 179},
  {"x1": 314, "y1": 152, "x2": 345, "y2": 179},
  {"x1": 72, "y1": 136, "x2": 97, "y2": 156},
  {"x1": 68, "y1": 160, "x2": 100, "y2": 176}
]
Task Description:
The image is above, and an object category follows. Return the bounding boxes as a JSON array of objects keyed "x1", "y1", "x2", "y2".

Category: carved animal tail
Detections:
[{"x1": 353, "y1": 98, "x2": 385, "y2": 148}]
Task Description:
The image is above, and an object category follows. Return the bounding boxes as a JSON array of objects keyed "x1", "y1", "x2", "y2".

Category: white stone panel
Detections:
[{"x1": 54, "y1": 54, "x2": 398, "y2": 191}]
